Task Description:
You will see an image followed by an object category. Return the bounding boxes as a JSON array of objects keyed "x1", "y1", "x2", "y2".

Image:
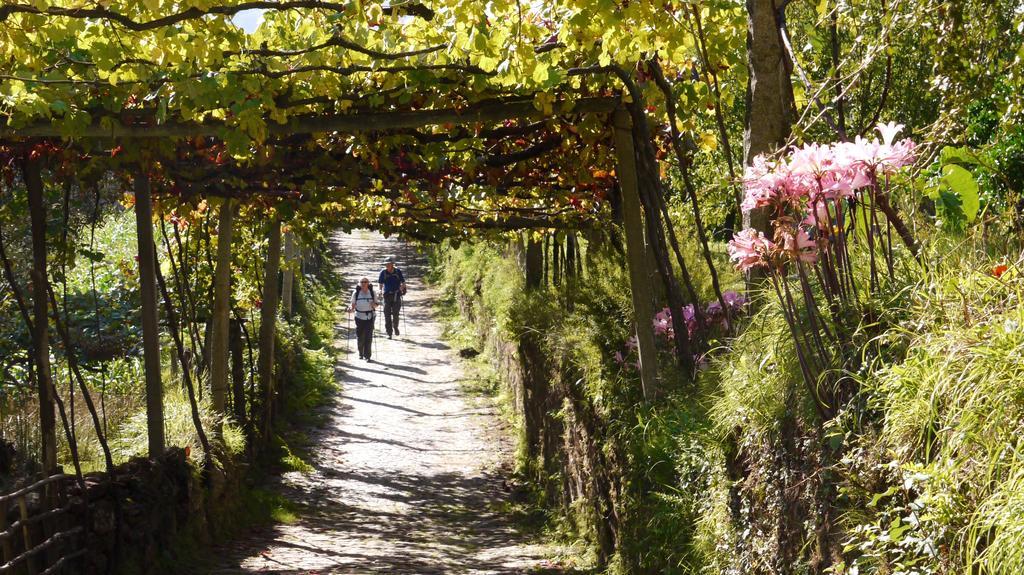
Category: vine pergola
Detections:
[{"x1": 0, "y1": 1, "x2": 729, "y2": 480}]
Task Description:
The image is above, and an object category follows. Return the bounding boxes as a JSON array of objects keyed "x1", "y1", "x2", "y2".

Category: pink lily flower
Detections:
[
  {"x1": 728, "y1": 228, "x2": 774, "y2": 271},
  {"x1": 782, "y1": 228, "x2": 818, "y2": 264}
]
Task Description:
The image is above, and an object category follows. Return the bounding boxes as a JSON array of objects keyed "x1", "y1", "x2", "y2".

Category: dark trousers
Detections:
[
  {"x1": 383, "y1": 292, "x2": 401, "y2": 335},
  {"x1": 355, "y1": 315, "x2": 374, "y2": 358}
]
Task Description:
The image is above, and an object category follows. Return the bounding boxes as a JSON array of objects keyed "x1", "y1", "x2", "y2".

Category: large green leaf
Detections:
[
  {"x1": 941, "y1": 164, "x2": 980, "y2": 222},
  {"x1": 939, "y1": 145, "x2": 982, "y2": 167}
]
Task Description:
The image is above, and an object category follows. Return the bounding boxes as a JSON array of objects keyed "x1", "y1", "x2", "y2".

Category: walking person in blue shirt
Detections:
[
  {"x1": 378, "y1": 256, "x2": 406, "y2": 339},
  {"x1": 350, "y1": 277, "x2": 377, "y2": 361}
]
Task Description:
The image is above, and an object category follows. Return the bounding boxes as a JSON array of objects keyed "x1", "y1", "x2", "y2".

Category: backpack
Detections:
[
  {"x1": 382, "y1": 268, "x2": 407, "y2": 295},
  {"x1": 352, "y1": 285, "x2": 375, "y2": 304}
]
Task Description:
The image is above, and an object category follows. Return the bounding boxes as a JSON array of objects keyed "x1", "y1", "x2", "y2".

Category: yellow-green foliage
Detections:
[
  {"x1": 436, "y1": 240, "x2": 524, "y2": 336},
  {"x1": 862, "y1": 247, "x2": 1024, "y2": 574}
]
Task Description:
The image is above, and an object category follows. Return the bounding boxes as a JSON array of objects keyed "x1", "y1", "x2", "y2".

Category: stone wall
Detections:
[
  {"x1": 451, "y1": 276, "x2": 623, "y2": 566},
  {"x1": 61, "y1": 447, "x2": 236, "y2": 574},
  {"x1": 75, "y1": 449, "x2": 185, "y2": 574}
]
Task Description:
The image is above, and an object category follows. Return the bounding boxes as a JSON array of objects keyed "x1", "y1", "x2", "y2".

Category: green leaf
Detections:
[
  {"x1": 531, "y1": 62, "x2": 550, "y2": 84},
  {"x1": 941, "y1": 164, "x2": 980, "y2": 222},
  {"x1": 939, "y1": 145, "x2": 982, "y2": 167},
  {"x1": 867, "y1": 486, "x2": 899, "y2": 508},
  {"x1": 78, "y1": 248, "x2": 106, "y2": 263},
  {"x1": 888, "y1": 519, "x2": 911, "y2": 542}
]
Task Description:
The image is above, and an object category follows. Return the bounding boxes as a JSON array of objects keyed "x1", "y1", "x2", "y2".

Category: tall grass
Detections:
[
  {"x1": 856, "y1": 243, "x2": 1024, "y2": 574},
  {"x1": 109, "y1": 387, "x2": 246, "y2": 467},
  {"x1": 710, "y1": 301, "x2": 810, "y2": 439}
]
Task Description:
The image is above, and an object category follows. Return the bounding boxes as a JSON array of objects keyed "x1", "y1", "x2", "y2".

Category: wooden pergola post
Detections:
[
  {"x1": 281, "y1": 230, "x2": 297, "y2": 318},
  {"x1": 133, "y1": 166, "x2": 166, "y2": 457},
  {"x1": 611, "y1": 109, "x2": 660, "y2": 402},
  {"x1": 258, "y1": 218, "x2": 283, "y2": 443},
  {"x1": 210, "y1": 198, "x2": 234, "y2": 422}
]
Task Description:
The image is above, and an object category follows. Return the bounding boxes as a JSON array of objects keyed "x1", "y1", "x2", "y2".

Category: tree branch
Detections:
[
  {"x1": 0, "y1": 1, "x2": 433, "y2": 31},
  {"x1": 225, "y1": 35, "x2": 446, "y2": 61},
  {"x1": 483, "y1": 135, "x2": 563, "y2": 167},
  {"x1": 238, "y1": 62, "x2": 491, "y2": 79}
]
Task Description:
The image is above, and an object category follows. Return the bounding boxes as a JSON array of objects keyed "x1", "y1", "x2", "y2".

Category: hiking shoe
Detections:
[
  {"x1": 388, "y1": 334, "x2": 393, "y2": 339},
  {"x1": 394, "y1": 329, "x2": 400, "y2": 336}
]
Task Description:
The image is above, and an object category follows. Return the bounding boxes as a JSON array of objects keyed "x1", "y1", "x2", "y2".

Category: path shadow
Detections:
[
  {"x1": 342, "y1": 363, "x2": 440, "y2": 384},
  {"x1": 408, "y1": 340, "x2": 452, "y2": 351},
  {"x1": 344, "y1": 395, "x2": 433, "y2": 417},
  {"x1": 219, "y1": 468, "x2": 544, "y2": 574},
  {"x1": 374, "y1": 362, "x2": 428, "y2": 374}
]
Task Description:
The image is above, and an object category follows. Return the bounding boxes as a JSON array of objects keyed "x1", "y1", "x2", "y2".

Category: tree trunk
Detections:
[
  {"x1": 543, "y1": 234, "x2": 549, "y2": 286},
  {"x1": 258, "y1": 219, "x2": 282, "y2": 443},
  {"x1": 281, "y1": 231, "x2": 297, "y2": 318},
  {"x1": 552, "y1": 233, "x2": 561, "y2": 287},
  {"x1": 565, "y1": 233, "x2": 577, "y2": 311},
  {"x1": 611, "y1": 110, "x2": 660, "y2": 402},
  {"x1": 566, "y1": 234, "x2": 576, "y2": 279},
  {"x1": 744, "y1": 0, "x2": 797, "y2": 235},
  {"x1": 133, "y1": 167, "x2": 166, "y2": 457},
  {"x1": 524, "y1": 235, "x2": 543, "y2": 290},
  {"x1": 519, "y1": 237, "x2": 547, "y2": 475},
  {"x1": 230, "y1": 318, "x2": 246, "y2": 429},
  {"x1": 210, "y1": 199, "x2": 234, "y2": 420},
  {"x1": 23, "y1": 156, "x2": 57, "y2": 474}
]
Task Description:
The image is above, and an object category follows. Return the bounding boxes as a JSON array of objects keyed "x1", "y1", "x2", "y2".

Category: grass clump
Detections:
[{"x1": 108, "y1": 387, "x2": 245, "y2": 467}]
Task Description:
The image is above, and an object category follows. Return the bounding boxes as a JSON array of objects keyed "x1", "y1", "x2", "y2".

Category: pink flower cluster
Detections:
[
  {"x1": 654, "y1": 291, "x2": 746, "y2": 341},
  {"x1": 615, "y1": 291, "x2": 747, "y2": 368},
  {"x1": 729, "y1": 122, "x2": 916, "y2": 272}
]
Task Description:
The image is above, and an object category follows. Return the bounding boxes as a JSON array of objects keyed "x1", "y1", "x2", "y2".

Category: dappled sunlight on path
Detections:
[{"x1": 211, "y1": 230, "x2": 555, "y2": 574}]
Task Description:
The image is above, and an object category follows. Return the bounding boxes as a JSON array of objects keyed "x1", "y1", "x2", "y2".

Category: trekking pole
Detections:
[
  {"x1": 400, "y1": 292, "x2": 408, "y2": 339},
  {"x1": 346, "y1": 309, "x2": 351, "y2": 360}
]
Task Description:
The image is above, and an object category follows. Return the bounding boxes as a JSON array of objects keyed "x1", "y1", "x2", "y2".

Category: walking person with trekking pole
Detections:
[
  {"x1": 350, "y1": 277, "x2": 378, "y2": 362},
  {"x1": 378, "y1": 256, "x2": 406, "y2": 339}
]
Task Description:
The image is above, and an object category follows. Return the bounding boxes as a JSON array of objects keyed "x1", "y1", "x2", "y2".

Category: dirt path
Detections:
[{"x1": 213, "y1": 230, "x2": 553, "y2": 574}]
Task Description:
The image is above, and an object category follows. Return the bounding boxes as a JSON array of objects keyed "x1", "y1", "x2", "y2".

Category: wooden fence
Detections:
[{"x1": 0, "y1": 474, "x2": 84, "y2": 575}]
